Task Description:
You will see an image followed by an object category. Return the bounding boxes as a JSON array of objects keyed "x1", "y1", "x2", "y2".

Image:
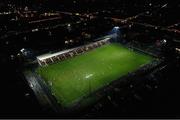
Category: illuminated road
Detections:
[{"x1": 57, "y1": 6, "x2": 180, "y2": 35}]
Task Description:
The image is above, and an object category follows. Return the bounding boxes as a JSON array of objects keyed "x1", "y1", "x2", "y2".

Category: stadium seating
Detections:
[{"x1": 37, "y1": 38, "x2": 111, "y2": 66}]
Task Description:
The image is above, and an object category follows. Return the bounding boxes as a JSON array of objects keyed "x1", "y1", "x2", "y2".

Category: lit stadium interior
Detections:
[{"x1": 0, "y1": 0, "x2": 180, "y2": 119}]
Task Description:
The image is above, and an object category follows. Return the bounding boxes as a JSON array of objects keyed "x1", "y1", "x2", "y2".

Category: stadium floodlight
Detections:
[
  {"x1": 114, "y1": 26, "x2": 120, "y2": 29},
  {"x1": 163, "y1": 39, "x2": 167, "y2": 43},
  {"x1": 111, "y1": 26, "x2": 120, "y2": 33}
]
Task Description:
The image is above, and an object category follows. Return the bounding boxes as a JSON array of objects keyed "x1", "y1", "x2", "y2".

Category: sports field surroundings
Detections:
[{"x1": 36, "y1": 43, "x2": 154, "y2": 108}]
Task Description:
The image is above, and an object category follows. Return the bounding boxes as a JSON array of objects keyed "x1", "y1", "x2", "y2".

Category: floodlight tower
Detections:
[{"x1": 112, "y1": 26, "x2": 121, "y2": 42}]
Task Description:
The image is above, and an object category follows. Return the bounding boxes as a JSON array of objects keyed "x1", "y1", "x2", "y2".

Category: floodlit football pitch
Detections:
[{"x1": 36, "y1": 43, "x2": 154, "y2": 108}]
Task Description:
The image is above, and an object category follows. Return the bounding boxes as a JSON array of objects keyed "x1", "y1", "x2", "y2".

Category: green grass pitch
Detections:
[{"x1": 36, "y1": 43, "x2": 154, "y2": 107}]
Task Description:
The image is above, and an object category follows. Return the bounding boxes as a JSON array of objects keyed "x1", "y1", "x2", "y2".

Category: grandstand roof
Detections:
[
  {"x1": 36, "y1": 37, "x2": 111, "y2": 61},
  {"x1": 37, "y1": 48, "x2": 74, "y2": 61}
]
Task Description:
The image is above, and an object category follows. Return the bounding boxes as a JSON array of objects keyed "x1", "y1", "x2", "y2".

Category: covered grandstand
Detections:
[
  {"x1": 22, "y1": 33, "x2": 164, "y2": 115},
  {"x1": 36, "y1": 37, "x2": 110, "y2": 66}
]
